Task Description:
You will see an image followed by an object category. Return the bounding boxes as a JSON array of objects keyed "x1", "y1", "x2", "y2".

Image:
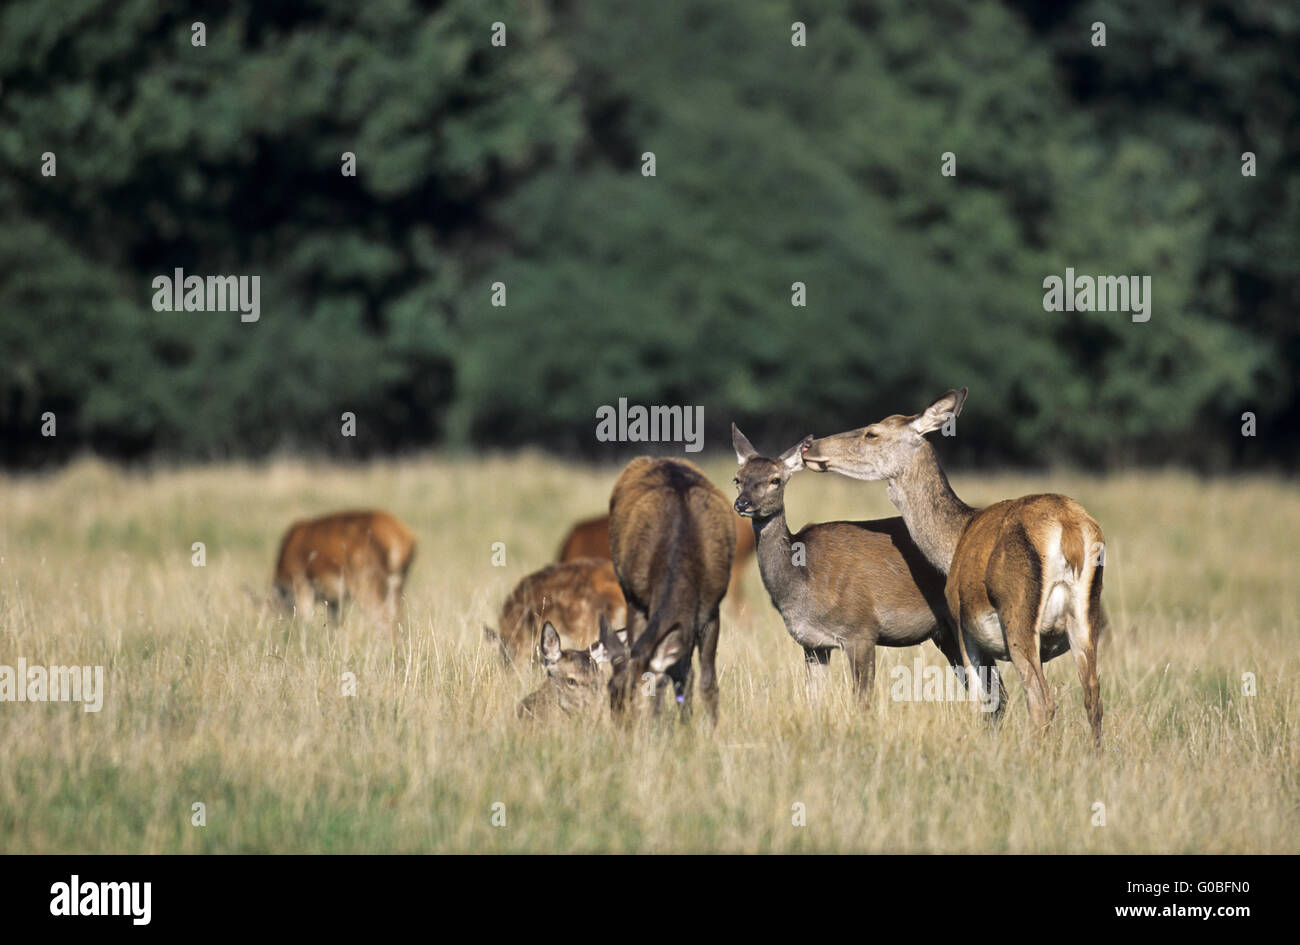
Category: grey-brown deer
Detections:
[
  {"x1": 732, "y1": 425, "x2": 963, "y2": 703},
  {"x1": 516, "y1": 622, "x2": 612, "y2": 720},
  {"x1": 802, "y1": 389, "x2": 1106, "y2": 741},
  {"x1": 598, "y1": 457, "x2": 735, "y2": 723}
]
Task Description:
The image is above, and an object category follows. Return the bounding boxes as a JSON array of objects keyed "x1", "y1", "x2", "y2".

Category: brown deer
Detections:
[
  {"x1": 802, "y1": 389, "x2": 1106, "y2": 741},
  {"x1": 558, "y1": 511, "x2": 756, "y2": 606},
  {"x1": 516, "y1": 622, "x2": 613, "y2": 720},
  {"x1": 731, "y1": 426, "x2": 964, "y2": 703},
  {"x1": 598, "y1": 457, "x2": 735, "y2": 723},
  {"x1": 273, "y1": 510, "x2": 416, "y2": 630},
  {"x1": 484, "y1": 558, "x2": 627, "y2": 664}
]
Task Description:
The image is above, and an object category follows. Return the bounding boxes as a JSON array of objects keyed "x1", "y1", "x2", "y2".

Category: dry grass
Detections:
[{"x1": 0, "y1": 454, "x2": 1296, "y2": 852}]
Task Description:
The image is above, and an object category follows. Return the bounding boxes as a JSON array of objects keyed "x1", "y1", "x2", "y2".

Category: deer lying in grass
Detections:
[
  {"x1": 599, "y1": 457, "x2": 735, "y2": 723},
  {"x1": 273, "y1": 510, "x2": 416, "y2": 631},
  {"x1": 484, "y1": 558, "x2": 627, "y2": 664},
  {"x1": 802, "y1": 389, "x2": 1107, "y2": 741},
  {"x1": 558, "y1": 510, "x2": 756, "y2": 607},
  {"x1": 732, "y1": 425, "x2": 962, "y2": 702},
  {"x1": 516, "y1": 622, "x2": 613, "y2": 720}
]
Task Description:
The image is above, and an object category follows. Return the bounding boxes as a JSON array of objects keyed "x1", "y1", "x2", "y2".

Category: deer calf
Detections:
[
  {"x1": 516, "y1": 622, "x2": 612, "y2": 720},
  {"x1": 599, "y1": 457, "x2": 735, "y2": 723},
  {"x1": 273, "y1": 510, "x2": 416, "y2": 630},
  {"x1": 732, "y1": 426, "x2": 961, "y2": 702},
  {"x1": 484, "y1": 558, "x2": 627, "y2": 664},
  {"x1": 803, "y1": 389, "x2": 1107, "y2": 741},
  {"x1": 558, "y1": 510, "x2": 756, "y2": 606}
]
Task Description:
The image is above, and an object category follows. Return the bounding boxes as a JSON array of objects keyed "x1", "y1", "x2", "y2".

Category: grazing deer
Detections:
[
  {"x1": 731, "y1": 425, "x2": 962, "y2": 702},
  {"x1": 484, "y1": 558, "x2": 627, "y2": 664},
  {"x1": 558, "y1": 511, "x2": 756, "y2": 607},
  {"x1": 516, "y1": 622, "x2": 613, "y2": 720},
  {"x1": 273, "y1": 510, "x2": 416, "y2": 631},
  {"x1": 599, "y1": 457, "x2": 735, "y2": 723},
  {"x1": 802, "y1": 389, "x2": 1106, "y2": 741}
]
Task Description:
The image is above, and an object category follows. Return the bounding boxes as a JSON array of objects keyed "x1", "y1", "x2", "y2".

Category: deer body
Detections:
[
  {"x1": 600, "y1": 457, "x2": 735, "y2": 722},
  {"x1": 273, "y1": 510, "x2": 416, "y2": 629},
  {"x1": 732, "y1": 427, "x2": 959, "y2": 700},
  {"x1": 803, "y1": 389, "x2": 1106, "y2": 741},
  {"x1": 558, "y1": 511, "x2": 755, "y2": 605},
  {"x1": 485, "y1": 558, "x2": 627, "y2": 664}
]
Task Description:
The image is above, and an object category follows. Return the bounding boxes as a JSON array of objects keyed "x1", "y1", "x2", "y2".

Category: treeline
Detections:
[{"x1": 1, "y1": 1, "x2": 1294, "y2": 468}]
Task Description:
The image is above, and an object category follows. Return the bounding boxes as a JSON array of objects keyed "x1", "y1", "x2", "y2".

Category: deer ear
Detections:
[
  {"x1": 599, "y1": 613, "x2": 628, "y2": 661},
  {"x1": 588, "y1": 641, "x2": 610, "y2": 664},
  {"x1": 777, "y1": 435, "x2": 813, "y2": 471},
  {"x1": 732, "y1": 423, "x2": 758, "y2": 465},
  {"x1": 911, "y1": 388, "x2": 967, "y2": 436},
  {"x1": 648, "y1": 628, "x2": 687, "y2": 673},
  {"x1": 539, "y1": 621, "x2": 562, "y2": 665}
]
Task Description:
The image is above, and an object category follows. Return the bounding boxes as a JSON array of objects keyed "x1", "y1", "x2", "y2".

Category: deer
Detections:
[
  {"x1": 516, "y1": 622, "x2": 613, "y2": 720},
  {"x1": 598, "y1": 457, "x2": 735, "y2": 723},
  {"x1": 484, "y1": 558, "x2": 627, "y2": 664},
  {"x1": 557, "y1": 510, "x2": 756, "y2": 607},
  {"x1": 731, "y1": 425, "x2": 963, "y2": 703},
  {"x1": 272, "y1": 510, "x2": 416, "y2": 632},
  {"x1": 801, "y1": 389, "x2": 1107, "y2": 742}
]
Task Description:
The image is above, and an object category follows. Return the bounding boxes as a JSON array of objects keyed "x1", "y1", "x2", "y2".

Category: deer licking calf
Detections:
[
  {"x1": 802, "y1": 389, "x2": 1107, "y2": 742},
  {"x1": 600, "y1": 457, "x2": 735, "y2": 723},
  {"x1": 272, "y1": 510, "x2": 416, "y2": 632},
  {"x1": 732, "y1": 425, "x2": 962, "y2": 703}
]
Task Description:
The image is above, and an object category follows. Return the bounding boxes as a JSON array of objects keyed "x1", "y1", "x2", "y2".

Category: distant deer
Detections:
[
  {"x1": 558, "y1": 511, "x2": 756, "y2": 607},
  {"x1": 484, "y1": 558, "x2": 627, "y2": 664},
  {"x1": 516, "y1": 622, "x2": 613, "y2": 720},
  {"x1": 598, "y1": 457, "x2": 735, "y2": 723},
  {"x1": 273, "y1": 510, "x2": 416, "y2": 631},
  {"x1": 732, "y1": 425, "x2": 962, "y2": 702},
  {"x1": 802, "y1": 389, "x2": 1107, "y2": 741}
]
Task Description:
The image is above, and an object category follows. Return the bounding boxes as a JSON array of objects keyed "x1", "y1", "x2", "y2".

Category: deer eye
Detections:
[
  {"x1": 865, "y1": 431, "x2": 877, "y2": 439},
  {"x1": 566, "y1": 678, "x2": 578, "y2": 687},
  {"x1": 769, "y1": 477, "x2": 780, "y2": 485}
]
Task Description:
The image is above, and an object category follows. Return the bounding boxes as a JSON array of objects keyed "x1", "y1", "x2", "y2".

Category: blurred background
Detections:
[{"x1": 1, "y1": 0, "x2": 1295, "y2": 470}]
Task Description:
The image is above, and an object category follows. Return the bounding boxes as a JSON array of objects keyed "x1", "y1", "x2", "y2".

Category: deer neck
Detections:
[
  {"x1": 886, "y1": 445, "x2": 975, "y2": 575},
  {"x1": 751, "y1": 508, "x2": 802, "y2": 598}
]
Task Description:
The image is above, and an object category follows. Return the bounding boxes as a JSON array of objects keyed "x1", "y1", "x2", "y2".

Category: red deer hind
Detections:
[
  {"x1": 273, "y1": 510, "x2": 416, "y2": 633},
  {"x1": 802, "y1": 389, "x2": 1107, "y2": 741},
  {"x1": 599, "y1": 457, "x2": 735, "y2": 723}
]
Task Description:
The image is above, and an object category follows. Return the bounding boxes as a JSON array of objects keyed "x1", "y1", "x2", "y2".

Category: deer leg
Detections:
[
  {"x1": 802, "y1": 645, "x2": 834, "y2": 699},
  {"x1": 1001, "y1": 597, "x2": 1054, "y2": 731},
  {"x1": 696, "y1": 612, "x2": 720, "y2": 725},
  {"x1": 293, "y1": 582, "x2": 317, "y2": 622},
  {"x1": 842, "y1": 635, "x2": 876, "y2": 704},
  {"x1": 1068, "y1": 595, "x2": 1104, "y2": 745}
]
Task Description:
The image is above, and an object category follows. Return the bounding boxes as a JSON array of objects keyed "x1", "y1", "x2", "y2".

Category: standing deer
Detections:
[
  {"x1": 516, "y1": 622, "x2": 613, "y2": 720},
  {"x1": 557, "y1": 511, "x2": 756, "y2": 607},
  {"x1": 273, "y1": 510, "x2": 416, "y2": 631},
  {"x1": 599, "y1": 457, "x2": 735, "y2": 723},
  {"x1": 484, "y1": 558, "x2": 627, "y2": 664},
  {"x1": 731, "y1": 426, "x2": 963, "y2": 702},
  {"x1": 802, "y1": 389, "x2": 1106, "y2": 741}
]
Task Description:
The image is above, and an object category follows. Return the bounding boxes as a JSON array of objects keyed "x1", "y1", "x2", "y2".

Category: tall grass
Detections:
[{"x1": 0, "y1": 455, "x2": 1295, "y2": 852}]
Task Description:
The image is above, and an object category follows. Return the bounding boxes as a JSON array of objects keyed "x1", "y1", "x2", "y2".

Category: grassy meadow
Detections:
[{"x1": 0, "y1": 454, "x2": 1296, "y2": 853}]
